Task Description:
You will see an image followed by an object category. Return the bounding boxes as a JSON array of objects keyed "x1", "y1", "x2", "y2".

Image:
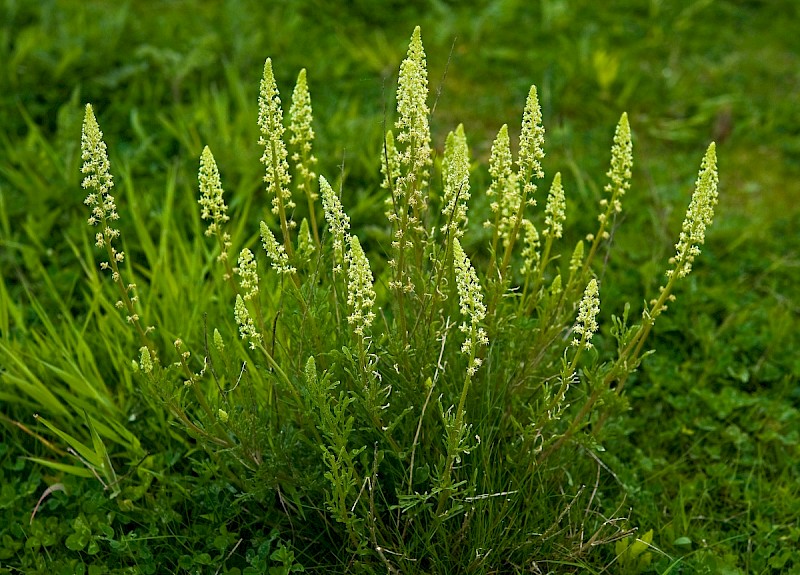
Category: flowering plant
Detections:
[{"x1": 76, "y1": 26, "x2": 717, "y2": 572}]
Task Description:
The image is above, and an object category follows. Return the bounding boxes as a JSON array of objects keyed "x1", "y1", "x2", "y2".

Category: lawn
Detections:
[{"x1": 0, "y1": 1, "x2": 798, "y2": 573}]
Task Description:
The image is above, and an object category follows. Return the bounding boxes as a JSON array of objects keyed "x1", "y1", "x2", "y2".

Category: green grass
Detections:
[{"x1": 1, "y1": 1, "x2": 798, "y2": 573}]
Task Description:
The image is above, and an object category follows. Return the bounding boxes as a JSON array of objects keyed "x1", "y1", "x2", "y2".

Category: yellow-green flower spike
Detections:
[
  {"x1": 517, "y1": 85, "x2": 546, "y2": 199},
  {"x1": 139, "y1": 346, "x2": 153, "y2": 374},
  {"x1": 213, "y1": 328, "x2": 225, "y2": 354},
  {"x1": 441, "y1": 124, "x2": 471, "y2": 238},
  {"x1": 198, "y1": 146, "x2": 230, "y2": 236},
  {"x1": 395, "y1": 26, "x2": 432, "y2": 204},
  {"x1": 543, "y1": 172, "x2": 566, "y2": 240},
  {"x1": 258, "y1": 58, "x2": 295, "y2": 227},
  {"x1": 453, "y1": 238, "x2": 489, "y2": 376},
  {"x1": 260, "y1": 221, "x2": 296, "y2": 275},
  {"x1": 569, "y1": 240, "x2": 585, "y2": 274},
  {"x1": 234, "y1": 294, "x2": 262, "y2": 350},
  {"x1": 668, "y1": 142, "x2": 719, "y2": 279},
  {"x1": 235, "y1": 248, "x2": 259, "y2": 300},
  {"x1": 82, "y1": 105, "x2": 120, "y2": 249},
  {"x1": 320, "y1": 175, "x2": 351, "y2": 261},
  {"x1": 486, "y1": 124, "x2": 521, "y2": 247},
  {"x1": 600, "y1": 112, "x2": 633, "y2": 226},
  {"x1": 572, "y1": 278, "x2": 600, "y2": 350},
  {"x1": 297, "y1": 217, "x2": 316, "y2": 263},
  {"x1": 346, "y1": 235, "x2": 376, "y2": 337},
  {"x1": 520, "y1": 219, "x2": 541, "y2": 277},
  {"x1": 289, "y1": 68, "x2": 317, "y2": 185}
]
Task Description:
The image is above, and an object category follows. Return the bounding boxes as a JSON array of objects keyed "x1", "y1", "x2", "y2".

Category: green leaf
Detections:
[{"x1": 673, "y1": 536, "x2": 692, "y2": 546}]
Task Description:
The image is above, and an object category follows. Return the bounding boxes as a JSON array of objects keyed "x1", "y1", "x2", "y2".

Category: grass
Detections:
[{"x1": 1, "y1": 0, "x2": 798, "y2": 573}]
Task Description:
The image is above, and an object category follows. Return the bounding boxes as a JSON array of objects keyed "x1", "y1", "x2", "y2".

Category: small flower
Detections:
[
  {"x1": 453, "y1": 239, "x2": 488, "y2": 376},
  {"x1": 441, "y1": 124, "x2": 470, "y2": 238},
  {"x1": 235, "y1": 248, "x2": 259, "y2": 299},
  {"x1": 217, "y1": 409, "x2": 229, "y2": 423},
  {"x1": 320, "y1": 175, "x2": 351, "y2": 259},
  {"x1": 572, "y1": 278, "x2": 600, "y2": 350},
  {"x1": 668, "y1": 142, "x2": 719, "y2": 279},
  {"x1": 260, "y1": 221, "x2": 295, "y2": 275},
  {"x1": 289, "y1": 68, "x2": 317, "y2": 187},
  {"x1": 543, "y1": 172, "x2": 566, "y2": 240},
  {"x1": 235, "y1": 294, "x2": 262, "y2": 350},
  {"x1": 258, "y1": 58, "x2": 295, "y2": 221},
  {"x1": 517, "y1": 85, "x2": 546, "y2": 199},
  {"x1": 346, "y1": 235, "x2": 376, "y2": 336}
]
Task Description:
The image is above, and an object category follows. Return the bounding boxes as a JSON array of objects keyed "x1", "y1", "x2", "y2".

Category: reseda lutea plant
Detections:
[{"x1": 80, "y1": 26, "x2": 718, "y2": 571}]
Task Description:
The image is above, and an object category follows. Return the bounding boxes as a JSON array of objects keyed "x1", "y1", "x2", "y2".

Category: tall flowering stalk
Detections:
[
  {"x1": 620, "y1": 142, "x2": 718, "y2": 371},
  {"x1": 81, "y1": 104, "x2": 154, "y2": 357},
  {"x1": 438, "y1": 238, "x2": 488, "y2": 512},
  {"x1": 584, "y1": 112, "x2": 632, "y2": 275},
  {"x1": 498, "y1": 85, "x2": 545, "y2": 281},
  {"x1": 259, "y1": 58, "x2": 295, "y2": 257},
  {"x1": 387, "y1": 25, "x2": 432, "y2": 313},
  {"x1": 289, "y1": 68, "x2": 320, "y2": 247}
]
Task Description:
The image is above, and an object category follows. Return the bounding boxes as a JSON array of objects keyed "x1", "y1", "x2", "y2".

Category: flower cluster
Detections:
[
  {"x1": 440, "y1": 124, "x2": 471, "y2": 238},
  {"x1": 485, "y1": 124, "x2": 520, "y2": 247},
  {"x1": 235, "y1": 248, "x2": 259, "y2": 300},
  {"x1": 572, "y1": 279, "x2": 600, "y2": 349},
  {"x1": 394, "y1": 25, "x2": 431, "y2": 214},
  {"x1": 520, "y1": 219, "x2": 541, "y2": 277},
  {"x1": 260, "y1": 221, "x2": 296, "y2": 275},
  {"x1": 543, "y1": 172, "x2": 566, "y2": 240},
  {"x1": 234, "y1": 294, "x2": 262, "y2": 350},
  {"x1": 198, "y1": 146, "x2": 230, "y2": 236},
  {"x1": 595, "y1": 113, "x2": 633, "y2": 235},
  {"x1": 453, "y1": 239, "x2": 488, "y2": 376},
  {"x1": 346, "y1": 235, "x2": 376, "y2": 337},
  {"x1": 517, "y1": 85, "x2": 546, "y2": 198},
  {"x1": 289, "y1": 68, "x2": 318, "y2": 189},
  {"x1": 320, "y1": 175, "x2": 351, "y2": 265},
  {"x1": 198, "y1": 146, "x2": 232, "y2": 264},
  {"x1": 668, "y1": 142, "x2": 719, "y2": 279},
  {"x1": 81, "y1": 104, "x2": 123, "y2": 276},
  {"x1": 258, "y1": 58, "x2": 295, "y2": 222}
]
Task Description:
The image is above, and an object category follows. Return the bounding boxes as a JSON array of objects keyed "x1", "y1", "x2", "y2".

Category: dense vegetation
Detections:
[{"x1": 1, "y1": 1, "x2": 797, "y2": 573}]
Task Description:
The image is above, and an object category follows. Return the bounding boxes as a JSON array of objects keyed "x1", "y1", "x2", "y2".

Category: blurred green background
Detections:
[{"x1": 1, "y1": 0, "x2": 798, "y2": 572}]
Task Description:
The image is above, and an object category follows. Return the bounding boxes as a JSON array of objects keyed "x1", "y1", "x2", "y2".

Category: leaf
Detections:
[
  {"x1": 23, "y1": 457, "x2": 95, "y2": 478},
  {"x1": 674, "y1": 536, "x2": 692, "y2": 546}
]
